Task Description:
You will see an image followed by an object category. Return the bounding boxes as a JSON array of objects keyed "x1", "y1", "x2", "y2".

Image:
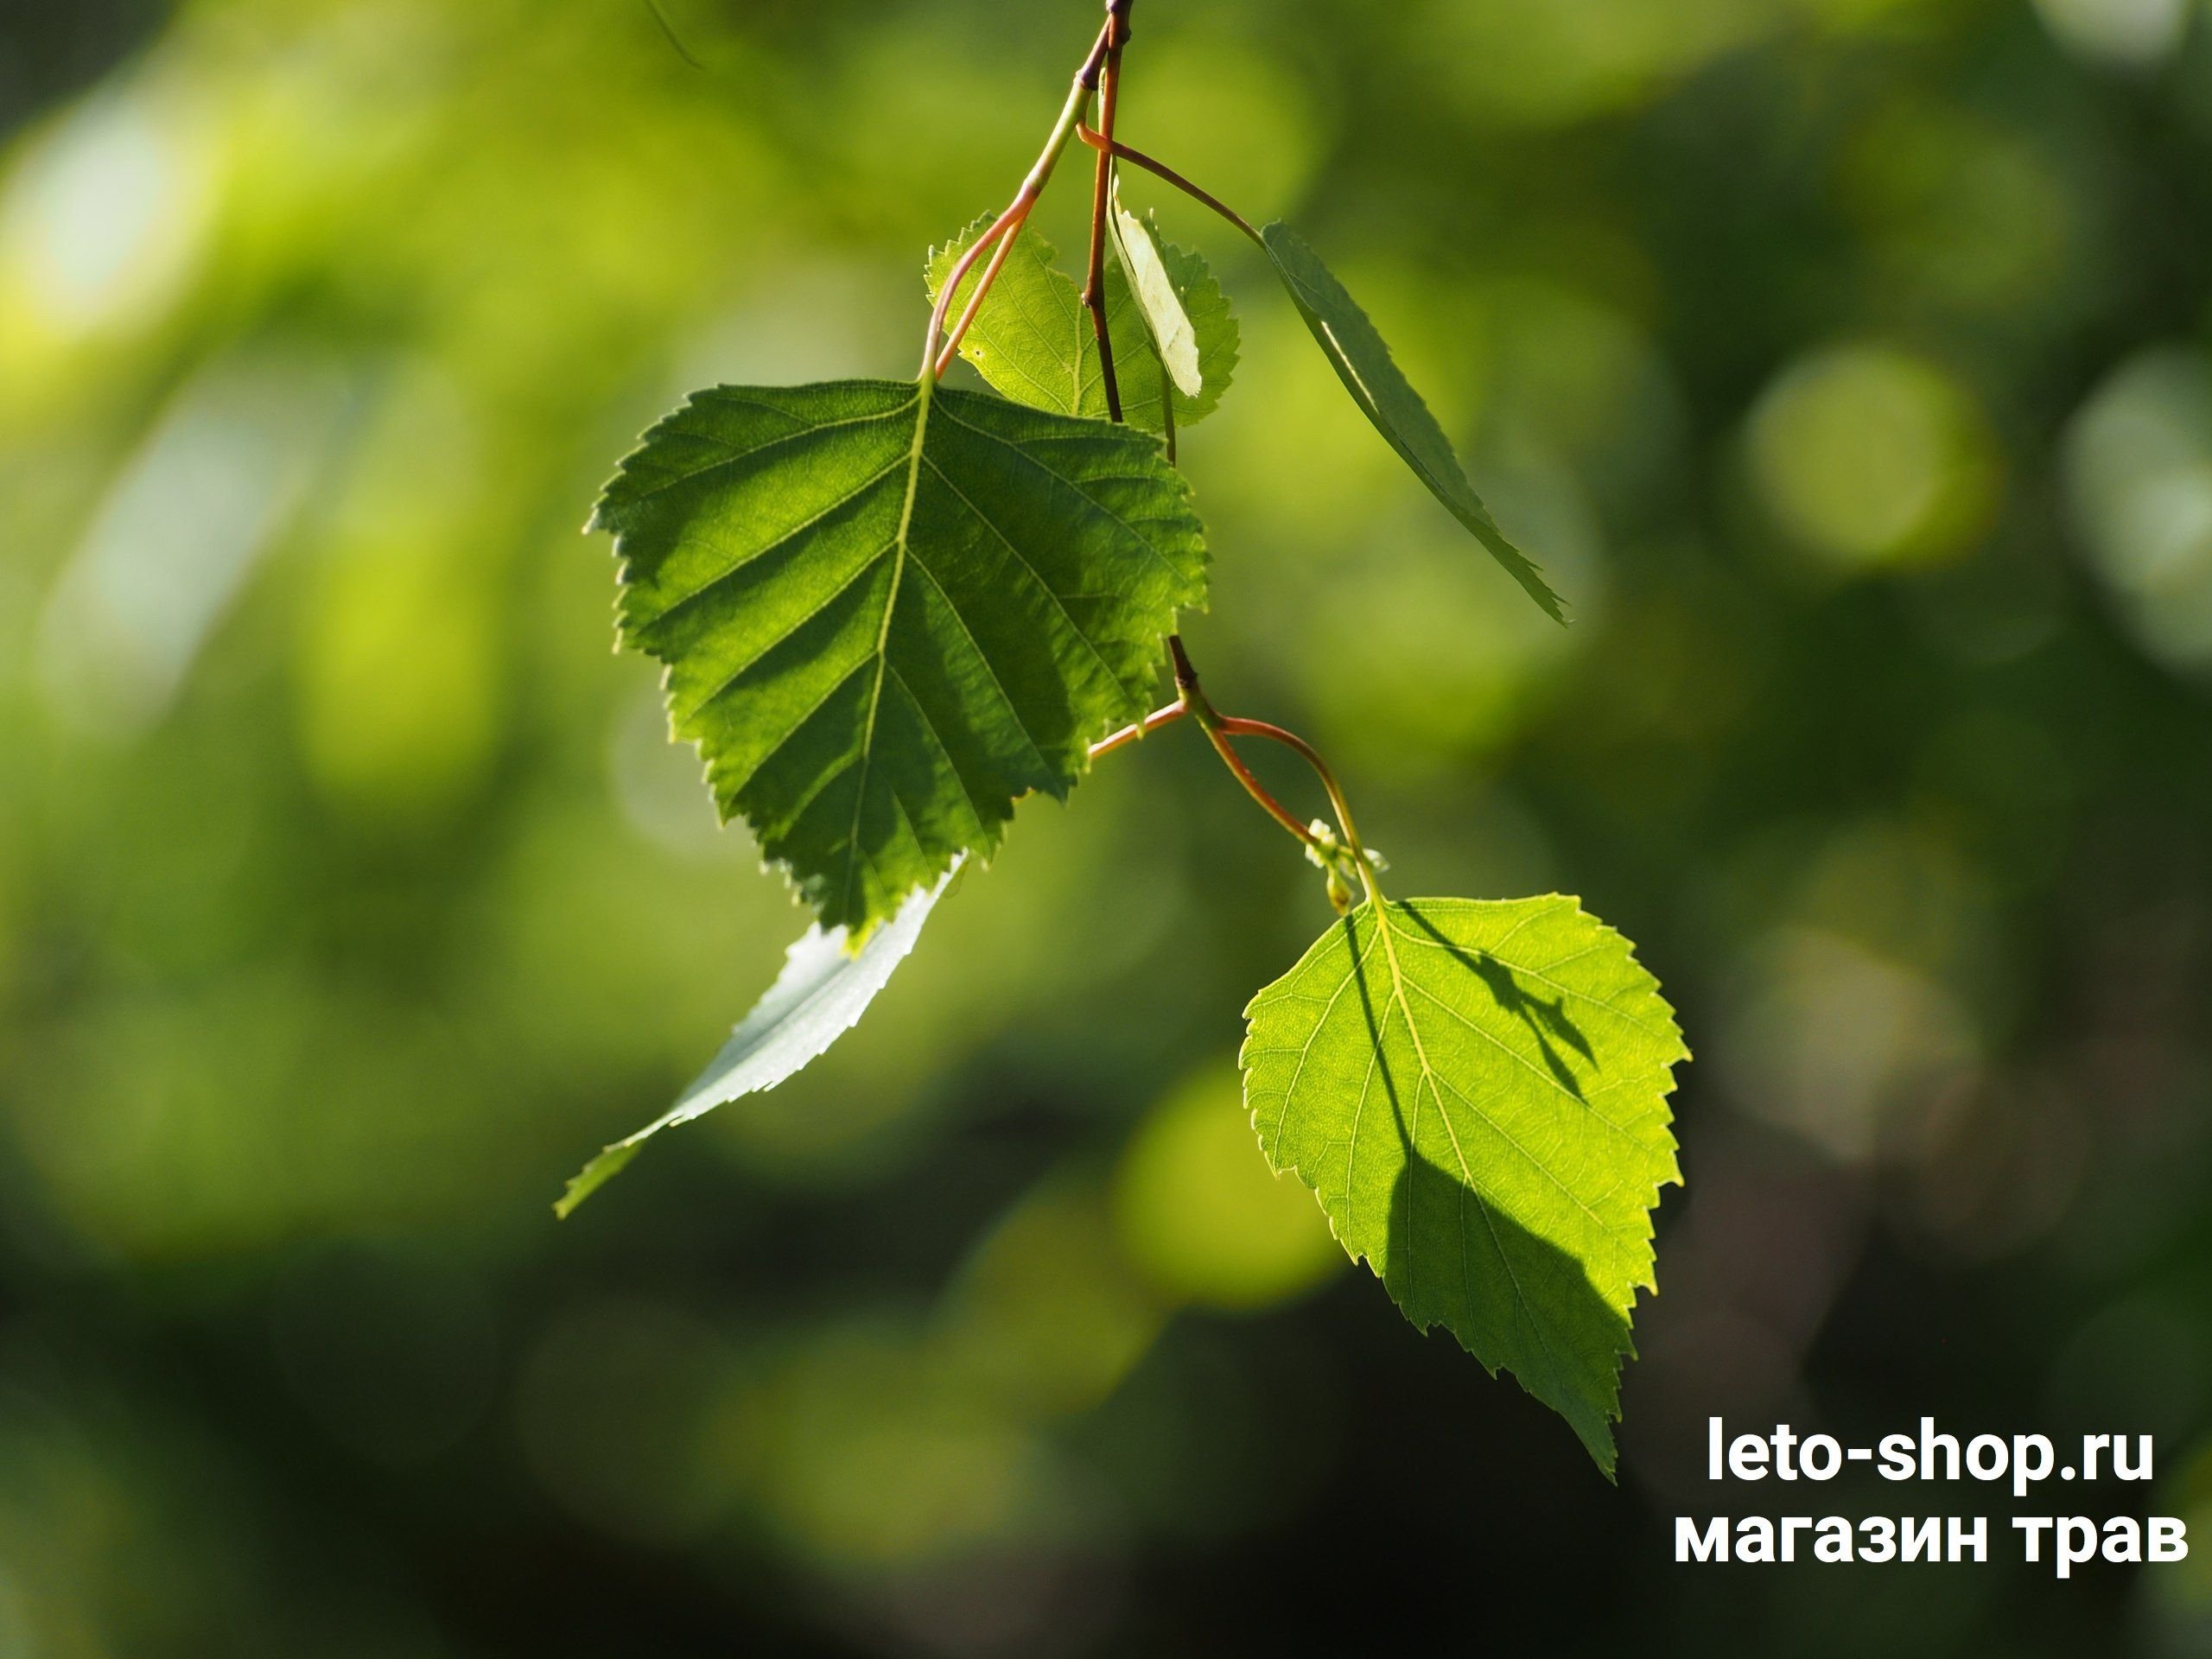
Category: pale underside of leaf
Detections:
[
  {"x1": 1109, "y1": 186, "x2": 1203, "y2": 399},
  {"x1": 592, "y1": 378, "x2": 1207, "y2": 937},
  {"x1": 1260, "y1": 222, "x2": 1565, "y2": 623},
  {"x1": 1240, "y1": 895, "x2": 1685, "y2": 1473},
  {"x1": 925, "y1": 214, "x2": 1237, "y2": 431},
  {"x1": 556, "y1": 863, "x2": 957, "y2": 1217}
]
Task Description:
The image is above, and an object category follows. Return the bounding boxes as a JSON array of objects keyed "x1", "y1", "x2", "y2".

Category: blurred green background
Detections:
[{"x1": 6, "y1": 0, "x2": 2212, "y2": 1650}]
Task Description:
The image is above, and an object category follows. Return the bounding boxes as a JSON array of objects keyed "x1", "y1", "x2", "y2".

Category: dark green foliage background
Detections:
[{"x1": 3, "y1": 0, "x2": 2212, "y2": 1653}]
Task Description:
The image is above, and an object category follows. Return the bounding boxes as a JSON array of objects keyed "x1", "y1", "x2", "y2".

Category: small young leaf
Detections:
[
  {"x1": 925, "y1": 216, "x2": 1238, "y2": 431},
  {"x1": 556, "y1": 863, "x2": 956, "y2": 1217},
  {"x1": 1109, "y1": 188, "x2": 1203, "y2": 399},
  {"x1": 1240, "y1": 895, "x2": 1684, "y2": 1473},
  {"x1": 592, "y1": 378, "x2": 1206, "y2": 937},
  {"x1": 1261, "y1": 223, "x2": 1564, "y2": 622}
]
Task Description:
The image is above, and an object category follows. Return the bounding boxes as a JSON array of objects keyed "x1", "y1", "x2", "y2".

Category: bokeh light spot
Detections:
[
  {"x1": 2064, "y1": 345, "x2": 2212, "y2": 673},
  {"x1": 1747, "y1": 343, "x2": 1999, "y2": 571},
  {"x1": 2032, "y1": 0, "x2": 2190, "y2": 66},
  {"x1": 0, "y1": 75, "x2": 212, "y2": 356},
  {"x1": 1113, "y1": 1062, "x2": 1343, "y2": 1311},
  {"x1": 36, "y1": 352, "x2": 348, "y2": 737}
]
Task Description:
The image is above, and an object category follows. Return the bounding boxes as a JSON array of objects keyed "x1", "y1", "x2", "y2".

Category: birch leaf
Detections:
[
  {"x1": 591, "y1": 378, "x2": 1206, "y2": 936},
  {"x1": 1241, "y1": 895, "x2": 1685, "y2": 1472}
]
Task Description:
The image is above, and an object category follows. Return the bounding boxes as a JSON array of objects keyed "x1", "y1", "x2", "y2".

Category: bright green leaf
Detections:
[
  {"x1": 1240, "y1": 895, "x2": 1684, "y2": 1473},
  {"x1": 925, "y1": 214, "x2": 1238, "y2": 431},
  {"x1": 592, "y1": 378, "x2": 1206, "y2": 936},
  {"x1": 1261, "y1": 222, "x2": 1565, "y2": 622},
  {"x1": 556, "y1": 863, "x2": 957, "y2": 1217}
]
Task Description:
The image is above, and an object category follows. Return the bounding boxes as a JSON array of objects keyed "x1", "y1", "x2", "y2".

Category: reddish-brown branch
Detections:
[
  {"x1": 1217, "y1": 717, "x2": 1332, "y2": 778},
  {"x1": 1078, "y1": 3, "x2": 1131, "y2": 422},
  {"x1": 1165, "y1": 638, "x2": 1324, "y2": 851},
  {"x1": 918, "y1": 20, "x2": 1112, "y2": 379},
  {"x1": 1218, "y1": 715, "x2": 1376, "y2": 896},
  {"x1": 923, "y1": 207, "x2": 1020, "y2": 377},
  {"x1": 1057, "y1": 6, "x2": 1362, "y2": 898},
  {"x1": 1076, "y1": 128, "x2": 1263, "y2": 245},
  {"x1": 1200, "y1": 725, "x2": 1320, "y2": 849},
  {"x1": 1075, "y1": 18, "x2": 1112, "y2": 88},
  {"x1": 934, "y1": 202, "x2": 1033, "y2": 377}
]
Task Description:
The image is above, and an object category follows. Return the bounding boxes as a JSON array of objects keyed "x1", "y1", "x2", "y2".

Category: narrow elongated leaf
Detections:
[
  {"x1": 926, "y1": 216, "x2": 1237, "y2": 431},
  {"x1": 1261, "y1": 223, "x2": 1564, "y2": 622},
  {"x1": 556, "y1": 865, "x2": 956, "y2": 1217},
  {"x1": 1109, "y1": 187, "x2": 1202, "y2": 399},
  {"x1": 592, "y1": 378, "x2": 1206, "y2": 936},
  {"x1": 1143, "y1": 233, "x2": 1237, "y2": 424},
  {"x1": 1240, "y1": 895, "x2": 1684, "y2": 1472}
]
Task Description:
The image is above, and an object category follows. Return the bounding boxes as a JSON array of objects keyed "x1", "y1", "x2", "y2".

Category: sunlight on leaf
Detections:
[
  {"x1": 557, "y1": 861, "x2": 960, "y2": 1216},
  {"x1": 591, "y1": 378, "x2": 1207, "y2": 936},
  {"x1": 926, "y1": 215, "x2": 1237, "y2": 432},
  {"x1": 1241, "y1": 895, "x2": 1683, "y2": 1471}
]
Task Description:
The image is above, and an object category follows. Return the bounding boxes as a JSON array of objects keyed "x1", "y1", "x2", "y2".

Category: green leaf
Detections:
[
  {"x1": 556, "y1": 863, "x2": 956, "y2": 1217},
  {"x1": 592, "y1": 378, "x2": 1206, "y2": 936},
  {"x1": 1109, "y1": 186, "x2": 1202, "y2": 400},
  {"x1": 1144, "y1": 231, "x2": 1238, "y2": 424},
  {"x1": 925, "y1": 215, "x2": 1238, "y2": 432},
  {"x1": 1260, "y1": 222, "x2": 1565, "y2": 622},
  {"x1": 1240, "y1": 895, "x2": 1684, "y2": 1473}
]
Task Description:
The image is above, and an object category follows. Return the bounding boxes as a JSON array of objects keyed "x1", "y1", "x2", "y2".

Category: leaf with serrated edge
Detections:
[
  {"x1": 1240, "y1": 895, "x2": 1684, "y2": 1473},
  {"x1": 592, "y1": 378, "x2": 1206, "y2": 936},
  {"x1": 1261, "y1": 222, "x2": 1564, "y2": 622},
  {"x1": 1109, "y1": 184, "x2": 1202, "y2": 398},
  {"x1": 926, "y1": 215, "x2": 1237, "y2": 431},
  {"x1": 556, "y1": 863, "x2": 956, "y2": 1217}
]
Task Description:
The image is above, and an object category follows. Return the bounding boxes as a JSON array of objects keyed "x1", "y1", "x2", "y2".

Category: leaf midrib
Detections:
[
  {"x1": 1370, "y1": 899, "x2": 1560, "y2": 1378},
  {"x1": 1384, "y1": 903, "x2": 1643, "y2": 1235},
  {"x1": 841, "y1": 379, "x2": 932, "y2": 920},
  {"x1": 665, "y1": 384, "x2": 1183, "y2": 916}
]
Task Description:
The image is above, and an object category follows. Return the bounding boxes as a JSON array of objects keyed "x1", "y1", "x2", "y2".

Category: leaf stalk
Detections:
[
  {"x1": 1219, "y1": 716, "x2": 1382, "y2": 906},
  {"x1": 919, "y1": 21, "x2": 1111, "y2": 378},
  {"x1": 1088, "y1": 698, "x2": 1185, "y2": 759},
  {"x1": 927, "y1": 0, "x2": 1375, "y2": 911},
  {"x1": 1160, "y1": 638, "x2": 1315, "y2": 852},
  {"x1": 1077, "y1": 129, "x2": 1264, "y2": 247}
]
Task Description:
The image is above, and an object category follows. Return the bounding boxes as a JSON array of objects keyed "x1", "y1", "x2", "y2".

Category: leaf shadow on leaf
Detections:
[
  {"x1": 1338, "y1": 912, "x2": 1634, "y2": 1474},
  {"x1": 1400, "y1": 906, "x2": 1596, "y2": 1099}
]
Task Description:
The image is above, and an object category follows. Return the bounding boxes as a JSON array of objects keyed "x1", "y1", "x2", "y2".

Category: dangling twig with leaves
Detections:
[{"x1": 571, "y1": 0, "x2": 1687, "y2": 1478}]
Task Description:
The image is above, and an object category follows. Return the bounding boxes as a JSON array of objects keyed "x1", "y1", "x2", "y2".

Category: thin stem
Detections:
[
  {"x1": 1218, "y1": 716, "x2": 1382, "y2": 905},
  {"x1": 924, "y1": 207, "x2": 1020, "y2": 378},
  {"x1": 1087, "y1": 698, "x2": 1185, "y2": 760},
  {"x1": 1077, "y1": 129, "x2": 1264, "y2": 246},
  {"x1": 918, "y1": 22, "x2": 1109, "y2": 378},
  {"x1": 1078, "y1": 7, "x2": 1131, "y2": 422},
  {"x1": 934, "y1": 202, "x2": 1031, "y2": 377},
  {"x1": 1167, "y1": 637, "x2": 1325, "y2": 854},
  {"x1": 951, "y1": 4, "x2": 1363, "y2": 899},
  {"x1": 1202, "y1": 728, "x2": 1324, "y2": 849}
]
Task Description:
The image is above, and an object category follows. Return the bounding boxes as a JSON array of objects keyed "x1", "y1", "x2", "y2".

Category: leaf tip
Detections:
[{"x1": 554, "y1": 1141, "x2": 642, "y2": 1219}]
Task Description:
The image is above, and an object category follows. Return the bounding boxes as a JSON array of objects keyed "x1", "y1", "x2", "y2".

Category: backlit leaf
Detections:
[
  {"x1": 926, "y1": 215, "x2": 1237, "y2": 431},
  {"x1": 556, "y1": 863, "x2": 957, "y2": 1217},
  {"x1": 1240, "y1": 895, "x2": 1684, "y2": 1472},
  {"x1": 592, "y1": 378, "x2": 1206, "y2": 936},
  {"x1": 1262, "y1": 222, "x2": 1564, "y2": 621}
]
